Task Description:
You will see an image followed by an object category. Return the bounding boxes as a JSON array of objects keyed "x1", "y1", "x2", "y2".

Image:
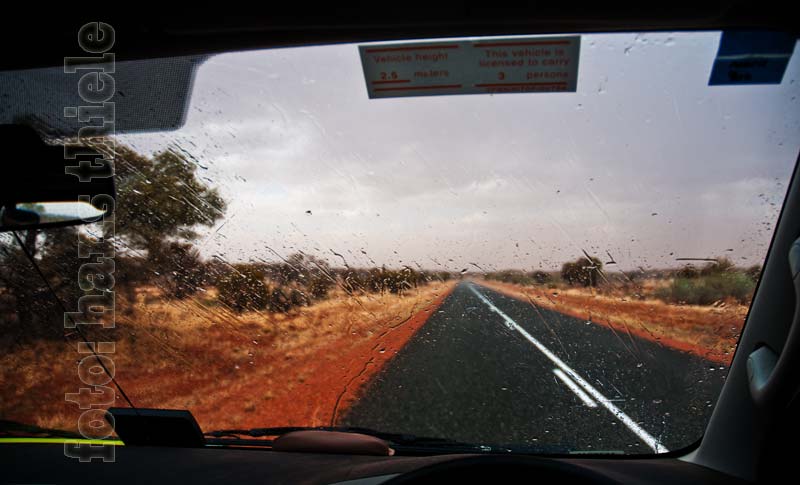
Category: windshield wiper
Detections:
[{"x1": 204, "y1": 426, "x2": 495, "y2": 453}]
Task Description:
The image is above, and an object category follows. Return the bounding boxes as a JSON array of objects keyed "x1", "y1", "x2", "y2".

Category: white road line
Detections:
[
  {"x1": 553, "y1": 369, "x2": 597, "y2": 408},
  {"x1": 467, "y1": 283, "x2": 669, "y2": 453}
]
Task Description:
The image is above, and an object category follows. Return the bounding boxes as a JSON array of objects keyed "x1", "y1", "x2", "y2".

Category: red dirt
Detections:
[
  {"x1": 478, "y1": 280, "x2": 741, "y2": 365},
  {"x1": 1, "y1": 284, "x2": 457, "y2": 434},
  {"x1": 190, "y1": 284, "x2": 456, "y2": 429}
]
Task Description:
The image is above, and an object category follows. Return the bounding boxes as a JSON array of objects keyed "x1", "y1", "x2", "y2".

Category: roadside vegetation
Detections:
[
  {"x1": 655, "y1": 259, "x2": 759, "y2": 306},
  {"x1": 480, "y1": 256, "x2": 760, "y2": 364},
  {"x1": 214, "y1": 258, "x2": 451, "y2": 315},
  {"x1": 0, "y1": 140, "x2": 454, "y2": 341},
  {"x1": 0, "y1": 140, "x2": 457, "y2": 435},
  {"x1": 485, "y1": 256, "x2": 759, "y2": 307}
]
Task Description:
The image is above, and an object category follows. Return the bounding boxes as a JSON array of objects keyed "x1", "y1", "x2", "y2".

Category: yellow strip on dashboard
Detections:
[{"x1": 0, "y1": 437, "x2": 124, "y2": 445}]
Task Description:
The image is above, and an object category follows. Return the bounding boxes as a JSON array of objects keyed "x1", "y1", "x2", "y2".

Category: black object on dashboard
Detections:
[{"x1": 106, "y1": 408, "x2": 206, "y2": 447}]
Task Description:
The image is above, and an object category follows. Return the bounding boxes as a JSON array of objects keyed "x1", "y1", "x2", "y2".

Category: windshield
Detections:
[{"x1": 1, "y1": 30, "x2": 799, "y2": 455}]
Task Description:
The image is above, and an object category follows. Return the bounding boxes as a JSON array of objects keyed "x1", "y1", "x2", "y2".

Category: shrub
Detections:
[
  {"x1": 307, "y1": 274, "x2": 334, "y2": 299},
  {"x1": 483, "y1": 270, "x2": 554, "y2": 286},
  {"x1": 700, "y1": 257, "x2": 736, "y2": 276},
  {"x1": 267, "y1": 286, "x2": 292, "y2": 313},
  {"x1": 265, "y1": 253, "x2": 335, "y2": 302},
  {"x1": 382, "y1": 268, "x2": 414, "y2": 295},
  {"x1": 288, "y1": 288, "x2": 310, "y2": 307},
  {"x1": 745, "y1": 264, "x2": 762, "y2": 283},
  {"x1": 217, "y1": 265, "x2": 268, "y2": 312},
  {"x1": 675, "y1": 264, "x2": 699, "y2": 279},
  {"x1": 354, "y1": 267, "x2": 430, "y2": 295},
  {"x1": 561, "y1": 257, "x2": 603, "y2": 287},
  {"x1": 531, "y1": 271, "x2": 552, "y2": 285},
  {"x1": 485, "y1": 270, "x2": 532, "y2": 285},
  {"x1": 341, "y1": 269, "x2": 369, "y2": 295},
  {"x1": 366, "y1": 268, "x2": 385, "y2": 293},
  {"x1": 657, "y1": 272, "x2": 755, "y2": 305}
]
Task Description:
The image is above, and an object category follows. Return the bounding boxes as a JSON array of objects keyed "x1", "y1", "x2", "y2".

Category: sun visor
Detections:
[{"x1": 0, "y1": 55, "x2": 206, "y2": 135}]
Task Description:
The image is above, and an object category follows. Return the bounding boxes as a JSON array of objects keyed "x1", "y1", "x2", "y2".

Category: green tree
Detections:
[
  {"x1": 111, "y1": 145, "x2": 225, "y2": 254},
  {"x1": 98, "y1": 143, "x2": 226, "y2": 303},
  {"x1": 265, "y1": 253, "x2": 336, "y2": 301}
]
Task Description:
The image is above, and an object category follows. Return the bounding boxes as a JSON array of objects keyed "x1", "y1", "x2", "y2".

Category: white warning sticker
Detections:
[{"x1": 359, "y1": 36, "x2": 580, "y2": 99}]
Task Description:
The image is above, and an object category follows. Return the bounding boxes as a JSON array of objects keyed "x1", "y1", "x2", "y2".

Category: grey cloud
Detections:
[{"x1": 119, "y1": 32, "x2": 800, "y2": 270}]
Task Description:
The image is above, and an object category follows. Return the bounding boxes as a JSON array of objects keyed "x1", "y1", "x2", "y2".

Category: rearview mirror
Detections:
[{"x1": 0, "y1": 124, "x2": 114, "y2": 232}]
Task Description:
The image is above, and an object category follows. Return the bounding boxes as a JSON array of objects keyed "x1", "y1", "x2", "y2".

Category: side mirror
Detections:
[{"x1": 0, "y1": 124, "x2": 114, "y2": 232}]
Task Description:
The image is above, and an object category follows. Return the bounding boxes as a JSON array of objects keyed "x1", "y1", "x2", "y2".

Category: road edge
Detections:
[{"x1": 475, "y1": 279, "x2": 731, "y2": 365}]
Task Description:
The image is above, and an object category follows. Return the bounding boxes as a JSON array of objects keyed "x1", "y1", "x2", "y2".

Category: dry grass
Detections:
[
  {"x1": 1, "y1": 282, "x2": 456, "y2": 433},
  {"x1": 477, "y1": 279, "x2": 746, "y2": 364}
]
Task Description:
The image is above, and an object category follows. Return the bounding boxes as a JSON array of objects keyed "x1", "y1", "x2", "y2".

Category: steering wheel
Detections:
[{"x1": 384, "y1": 455, "x2": 617, "y2": 484}]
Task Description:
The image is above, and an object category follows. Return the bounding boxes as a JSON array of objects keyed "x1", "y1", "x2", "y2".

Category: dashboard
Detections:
[{"x1": 1, "y1": 444, "x2": 746, "y2": 484}]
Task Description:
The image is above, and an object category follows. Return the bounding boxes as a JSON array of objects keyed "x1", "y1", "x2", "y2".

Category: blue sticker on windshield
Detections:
[{"x1": 709, "y1": 31, "x2": 795, "y2": 85}]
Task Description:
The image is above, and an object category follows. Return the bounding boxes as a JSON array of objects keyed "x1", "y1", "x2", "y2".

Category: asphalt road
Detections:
[{"x1": 341, "y1": 281, "x2": 728, "y2": 454}]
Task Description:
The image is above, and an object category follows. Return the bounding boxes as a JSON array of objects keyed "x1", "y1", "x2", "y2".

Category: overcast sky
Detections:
[{"x1": 119, "y1": 32, "x2": 800, "y2": 272}]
